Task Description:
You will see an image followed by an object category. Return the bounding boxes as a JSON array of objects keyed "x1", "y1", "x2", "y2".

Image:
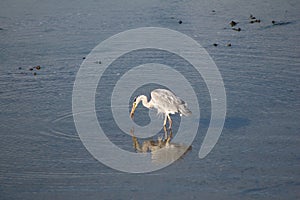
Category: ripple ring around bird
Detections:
[{"x1": 72, "y1": 27, "x2": 226, "y2": 173}]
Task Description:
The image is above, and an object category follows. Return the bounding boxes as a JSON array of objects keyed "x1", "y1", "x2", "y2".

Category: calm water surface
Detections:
[{"x1": 0, "y1": 0, "x2": 299, "y2": 199}]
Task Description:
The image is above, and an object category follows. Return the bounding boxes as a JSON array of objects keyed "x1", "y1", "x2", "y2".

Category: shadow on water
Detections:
[
  {"x1": 260, "y1": 21, "x2": 294, "y2": 30},
  {"x1": 200, "y1": 117, "x2": 250, "y2": 130}
]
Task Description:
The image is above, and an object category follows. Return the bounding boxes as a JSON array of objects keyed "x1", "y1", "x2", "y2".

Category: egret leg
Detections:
[
  {"x1": 167, "y1": 114, "x2": 172, "y2": 129},
  {"x1": 163, "y1": 125, "x2": 168, "y2": 139},
  {"x1": 166, "y1": 133, "x2": 171, "y2": 146},
  {"x1": 163, "y1": 114, "x2": 168, "y2": 127}
]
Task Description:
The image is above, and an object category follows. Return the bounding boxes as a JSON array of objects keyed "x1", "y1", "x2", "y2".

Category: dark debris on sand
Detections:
[
  {"x1": 17, "y1": 65, "x2": 43, "y2": 76},
  {"x1": 211, "y1": 12, "x2": 288, "y2": 50}
]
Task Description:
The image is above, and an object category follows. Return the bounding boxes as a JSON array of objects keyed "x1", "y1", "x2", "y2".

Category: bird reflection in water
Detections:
[{"x1": 130, "y1": 127, "x2": 192, "y2": 164}]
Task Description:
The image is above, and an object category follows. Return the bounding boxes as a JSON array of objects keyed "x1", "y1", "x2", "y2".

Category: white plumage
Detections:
[{"x1": 130, "y1": 88, "x2": 191, "y2": 128}]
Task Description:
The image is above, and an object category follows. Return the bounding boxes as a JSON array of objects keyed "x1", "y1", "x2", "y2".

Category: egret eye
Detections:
[{"x1": 133, "y1": 97, "x2": 137, "y2": 102}]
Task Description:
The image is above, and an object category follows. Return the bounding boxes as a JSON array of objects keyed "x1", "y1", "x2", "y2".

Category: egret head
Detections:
[{"x1": 130, "y1": 97, "x2": 137, "y2": 119}]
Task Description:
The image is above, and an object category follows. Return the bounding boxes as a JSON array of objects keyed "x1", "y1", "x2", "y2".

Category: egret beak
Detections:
[{"x1": 130, "y1": 102, "x2": 137, "y2": 119}]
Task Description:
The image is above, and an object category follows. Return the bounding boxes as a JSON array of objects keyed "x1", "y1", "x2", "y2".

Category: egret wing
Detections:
[{"x1": 151, "y1": 89, "x2": 186, "y2": 114}]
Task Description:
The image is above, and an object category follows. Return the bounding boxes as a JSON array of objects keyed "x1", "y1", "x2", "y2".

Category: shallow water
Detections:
[{"x1": 1, "y1": 0, "x2": 300, "y2": 199}]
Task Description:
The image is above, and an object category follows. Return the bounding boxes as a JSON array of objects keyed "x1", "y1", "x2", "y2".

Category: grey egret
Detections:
[{"x1": 130, "y1": 88, "x2": 192, "y2": 129}]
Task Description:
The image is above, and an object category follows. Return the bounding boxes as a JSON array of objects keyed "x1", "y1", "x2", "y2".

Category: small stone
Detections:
[
  {"x1": 272, "y1": 20, "x2": 276, "y2": 24},
  {"x1": 35, "y1": 65, "x2": 41, "y2": 70},
  {"x1": 33, "y1": 72, "x2": 37, "y2": 76},
  {"x1": 250, "y1": 14, "x2": 256, "y2": 20},
  {"x1": 213, "y1": 43, "x2": 218, "y2": 47},
  {"x1": 226, "y1": 43, "x2": 232, "y2": 47},
  {"x1": 212, "y1": 10, "x2": 216, "y2": 13},
  {"x1": 232, "y1": 27, "x2": 241, "y2": 32},
  {"x1": 82, "y1": 57, "x2": 86, "y2": 60},
  {"x1": 18, "y1": 67, "x2": 22, "y2": 70},
  {"x1": 29, "y1": 68, "x2": 33, "y2": 71},
  {"x1": 230, "y1": 21, "x2": 237, "y2": 27},
  {"x1": 178, "y1": 20, "x2": 182, "y2": 24},
  {"x1": 250, "y1": 19, "x2": 261, "y2": 24}
]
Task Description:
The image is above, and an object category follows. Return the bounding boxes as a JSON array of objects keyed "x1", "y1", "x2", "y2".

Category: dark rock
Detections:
[
  {"x1": 178, "y1": 20, "x2": 182, "y2": 24},
  {"x1": 230, "y1": 21, "x2": 237, "y2": 27},
  {"x1": 213, "y1": 43, "x2": 218, "y2": 47},
  {"x1": 250, "y1": 19, "x2": 261, "y2": 24},
  {"x1": 232, "y1": 27, "x2": 241, "y2": 31},
  {"x1": 250, "y1": 14, "x2": 256, "y2": 20}
]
